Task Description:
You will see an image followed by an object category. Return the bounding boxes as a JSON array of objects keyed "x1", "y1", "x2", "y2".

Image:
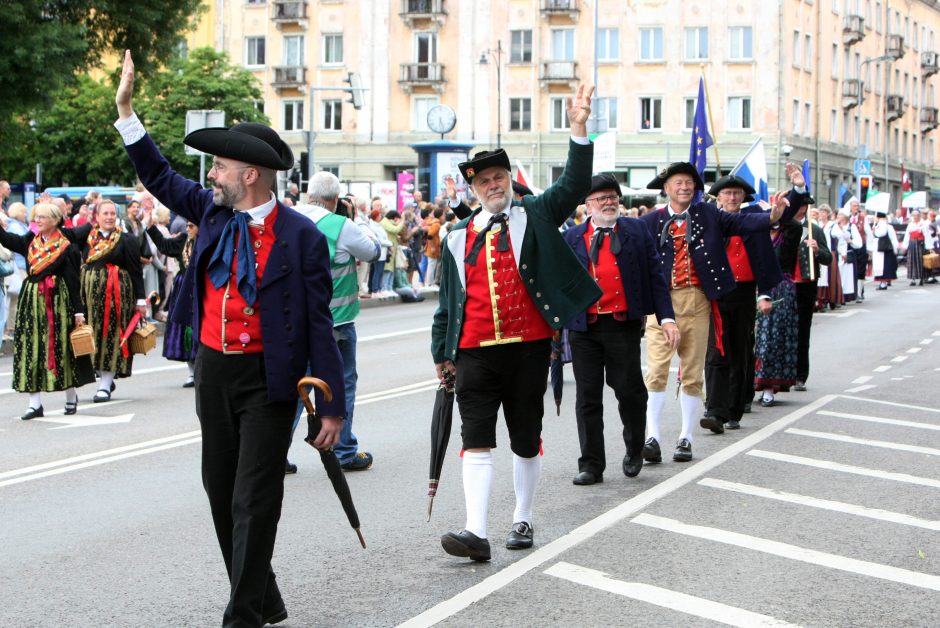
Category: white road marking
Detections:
[
  {"x1": 891, "y1": 355, "x2": 908, "y2": 363},
  {"x1": 891, "y1": 377, "x2": 904, "y2": 381},
  {"x1": 358, "y1": 327, "x2": 430, "y2": 342},
  {"x1": 872, "y1": 365, "x2": 892, "y2": 372},
  {"x1": 396, "y1": 395, "x2": 837, "y2": 628},
  {"x1": 358, "y1": 385, "x2": 439, "y2": 405},
  {"x1": 0, "y1": 364, "x2": 187, "y2": 396},
  {"x1": 632, "y1": 513, "x2": 940, "y2": 592},
  {"x1": 837, "y1": 395, "x2": 940, "y2": 413},
  {"x1": 921, "y1": 339, "x2": 934, "y2": 345},
  {"x1": 843, "y1": 384, "x2": 877, "y2": 393},
  {"x1": 933, "y1": 331, "x2": 940, "y2": 337},
  {"x1": 786, "y1": 428, "x2": 940, "y2": 457},
  {"x1": 357, "y1": 379, "x2": 438, "y2": 400},
  {"x1": 748, "y1": 450, "x2": 940, "y2": 489},
  {"x1": 543, "y1": 562, "x2": 799, "y2": 628},
  {"x1": 699, "y1": 478, "x2": 940, "y2": 532},
  {"x1": 850, "y1": 376, "x2": 872, "y2": 384},
  {"x1": 35, "y1": 413, "x2": 135, "y2": 430},
  {"x1": 907, "y1": 347, "x2": 922, "y2": 354}
]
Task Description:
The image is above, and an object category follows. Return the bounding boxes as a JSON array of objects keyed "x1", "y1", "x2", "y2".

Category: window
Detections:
[
  {"x1": 684, "y1": 27, "x2": 708, "y2": 60},
  {"x1": 597, "y1": 28, "x2": 620, "y2": 61},
  {"x1": 831, "y1": 44, "x2": 839, "y2": 79},
  {"x1": 875, "y1": 64, "x2": 882, "y2": 94},
  {"x1": 322, "y1": 99, "x2": 342, "y2": 131},
  {"x1": 805, "y1": 103, "x2": 812, "y2": 135},
  {"x1": 283, "y1": 35, "x2": 304, "y2": 66},
  {"x1": 551, "y1": 29, "x2": 575, "y2": 60},
  {"x1": 596, "y1": 97, "x2": 618, "y2": 129},
  {"x1": 875, "y1": 1, "x2": 882, "y2": 32},
  {"x1": 830, "y1": 109, "x2": 838, "y2": 142},
  {"x1": 792, "y1": 31, "x2": 801, "y2": 68},
  {"x1": 864, "y1": 119, "x2": 871, "y2": 147},
  {"x1": 509, "y1": 98, "x2": 532, "y2": 131},
  {"x1": 804, "y1": 34, "x2": 813, "y2": 71},
  {"x1": 914, "y1": 77, "x2": 919, "y2": 107},
  {"x1": 792, "y1": 99, "x2": 800, "y2": 134},
  {"x1": 416, "y1": 32, "x2": 438, "y2": 63},
  {"x1": 510, "y1": 30, "x2": 533, "y2": 63},
  {"x1": 865, "y1": 0, "x2": 872, "y2": 25},
  {"x1": 728, "y1": 26, "x2": 753, "y2": 60},
  {"x1": 550, "y1": 97, "x2": 570, "y2": 131},
  {"x1": 412, "y1": 96, "x2": 439, "y2": 132},
  {"x1": 683, "y1": 98, "x2": 696, "y2": 130},
  {"x1": 322, "y1": 34, "x2": 343, "y2": 65},
  {"x1": 549, "y1": 166, "x2": 565, "y2": 185},
  {"x1": 842, "y1": 111, "x2": 849, "y2": 143},
  {"x1": 875, "y1": 121, "x2": 880, "y2": 151},
  {"x1": 639, "y1": 97, "x2": 662, "y2": 130},
  {"x1": 832, "y1": 0, "x2": 839, "y2": 13},
  {"x1": 283, "y1": 100, "x2": 304, "y2": 132},
  {"x1": 727, "y1": 97, "x2": 751, "y2": 130},
  {"x1": 246, "y1": 0, "x2": 265, "y2": 4},
  {"x1": 639, "y1": 27, "x2": 663, "y2": 61},
  {"x1": 245, "y1": 36, "x2": 265, "y2": 66}
]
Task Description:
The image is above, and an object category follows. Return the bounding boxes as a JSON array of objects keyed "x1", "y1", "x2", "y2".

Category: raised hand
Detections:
[
  {"x1": 116, "y1": 50, "x2": 135, "y2": 120},
  {"x1": 565, "y1": 83, "x2": 595, "y2": 136},
  {"x1": 769, "y1": 191, "x2": 789, "y2": 224},
  {"x1": 785, "y1": 162, "x2": 806, "y2": 188},
  {"x1": 444, "y1": 175, "x2": 457, "y2": 200}
]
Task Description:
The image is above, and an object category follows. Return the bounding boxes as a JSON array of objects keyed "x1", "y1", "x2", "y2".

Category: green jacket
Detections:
[{"x1": 431, "y1": 139, "x2": 601, "y2": 364}]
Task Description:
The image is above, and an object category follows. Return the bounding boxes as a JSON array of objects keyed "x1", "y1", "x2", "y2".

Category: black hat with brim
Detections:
[
  {"x1": 709, "y1": 175, "x2": 756, "y2": 198},
  {"x1": 459, "y1": 149, "x2": 511, "y2": 184},
  {"x1": 583, "y1": 172, "x2": 621, "y2": 202},
  {"x1": 184, "y1": 122, "x2": 294, "y2": 171},
  {"x1": 646, "y1": 162, "x2": 705, "y2": 191},
  {"x1": 511, "y1": 180, "x2": 533, "y2": 197},
  {"x1": 801, "y1": 195, "x2": 816, "y2": 207}
]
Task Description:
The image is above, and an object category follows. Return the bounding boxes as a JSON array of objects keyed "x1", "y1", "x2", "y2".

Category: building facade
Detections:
[{"x1": 190, "y1": 0, "x2": 940, "y2": 207}]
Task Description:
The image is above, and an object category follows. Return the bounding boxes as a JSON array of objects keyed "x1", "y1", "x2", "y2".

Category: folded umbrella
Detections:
[
  {"x1": 298, "y1": 376, "x2": 366, "y2": 549},
  {"x1": 549, "y1": 330, "x2": 571, "y2": 415},
  {"x1": 427, "y1": 370, "x2": 455, "y2": 522}
]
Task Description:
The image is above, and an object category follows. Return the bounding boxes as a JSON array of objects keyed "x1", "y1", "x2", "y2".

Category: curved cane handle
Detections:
[{"x1": 296, "y1": 376, "x2": 334, "y2": 415}]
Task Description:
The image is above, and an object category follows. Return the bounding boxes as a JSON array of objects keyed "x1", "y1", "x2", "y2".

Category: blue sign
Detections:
[{"x1": 854, "y1": 159, "x2": 871, "y2": 176}]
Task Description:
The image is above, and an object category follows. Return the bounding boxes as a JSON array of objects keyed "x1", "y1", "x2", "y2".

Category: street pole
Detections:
[
  {"x1": 496, "y1": 40, "x2": 502, "y2": 149},
  {"x1": 307, "y1": 90, "x2": 317, "y2": 185}
]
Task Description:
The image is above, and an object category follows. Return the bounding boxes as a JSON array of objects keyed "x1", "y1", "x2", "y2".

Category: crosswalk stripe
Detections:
[
  {"x1": 748, "y1": 450, "x2": 940, "y2": 489},
  {"x1": 817, "y1": 410, "x2": 940, "y2": 432},
  {"x1": 785, "y1": 428, "x2": 940, "y2": 457}
]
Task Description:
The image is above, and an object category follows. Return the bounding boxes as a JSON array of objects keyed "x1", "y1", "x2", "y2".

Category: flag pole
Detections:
[{"x1": 700, "y1": 66, "x2": 721, "y2": 177}]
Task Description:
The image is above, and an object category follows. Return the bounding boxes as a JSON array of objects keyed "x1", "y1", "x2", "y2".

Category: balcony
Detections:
[
  {"x1": 842, "y1": 79, "x2": 862, "y2": 110},
  {"x1": 921, "y1": 106, "x2": 938, "y2": 133},
  {"x1": 272, "y1": 65, "x2": 306, "y2": 91},
  {"x1": 922, "y1": 51, "x2": 939, "y2": 78},
  {"x1": 539, "y1": 60, "x2": 578, "y2": 88},
  {"x1": 842, "y1": 14, "x2": 865, "y2": 46},
  {"x1": 399, "y1": 0, "x2": 446, "y2": 28},
  {"x1": 272, "y1": 1, "x2": 307, "y2": 28},
  {"x1": 399, "y1": 62, "x2": 445, "y2": 92},
  {"x1": 540, "y1": 0, "x2": 579, "y2": 19},
  {"x1": 886, "y1": 94, "x2": 905, "y2": 122},
  {"x1": 886, "y1": 34, "x2": 905, "y2": 61}
]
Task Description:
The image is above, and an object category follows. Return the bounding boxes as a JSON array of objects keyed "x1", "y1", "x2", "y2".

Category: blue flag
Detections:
[
  {"x1": 689, "y1": 77, "x2": 713, "y2": 202},
  {"x1": 802, "y1": 159, "x2": 812, "y2": 194}
]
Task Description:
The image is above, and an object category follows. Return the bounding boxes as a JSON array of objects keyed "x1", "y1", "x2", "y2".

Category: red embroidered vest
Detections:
[
  {"x1": 583, "y1": 223, "x2": 628, "y2": 315},
  {"x1": 726, "y1": 236, "x2": 754, "y2": 283},
  {"x1": 670, "y1": 221, "x2": 701, "y2": 288}
]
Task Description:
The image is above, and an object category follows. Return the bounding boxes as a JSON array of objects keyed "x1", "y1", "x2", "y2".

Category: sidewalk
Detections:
[{"x1": 359, "y1": 286, "x2": 439, "y2": 309}]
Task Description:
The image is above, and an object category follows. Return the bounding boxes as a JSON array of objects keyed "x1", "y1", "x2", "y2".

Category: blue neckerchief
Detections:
[{"x1": 206, "y1": 210, "x2": 258, "y2": 305}]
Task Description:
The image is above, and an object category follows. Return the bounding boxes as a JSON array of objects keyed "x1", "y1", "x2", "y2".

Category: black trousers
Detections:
[
  {"x1": 794, "y1": 281, "x2": 818, "y2": 382},
  {"x1": 195, "y1": 346, "x2": 295, "y2": 628},
  {"x1": 455, "y1": 338, "x2": 551, "y2": 457},
  {"x1": 705, "y1": 282, "x2": 756, "y2": 423},
  {"x1": 568, "y1": 317, "x2": 647, "y2": 475}
]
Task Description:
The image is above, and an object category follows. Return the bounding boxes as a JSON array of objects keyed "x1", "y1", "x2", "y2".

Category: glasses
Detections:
[
  {"x1": 586, "y1": 194, "x2": 619, "y2": 205},
  {"x1": 210, "y1": 161, "x2": 250, "y2": 174}
]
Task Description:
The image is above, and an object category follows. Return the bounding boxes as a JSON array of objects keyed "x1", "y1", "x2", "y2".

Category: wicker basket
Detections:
[
  {"x1": 70, "y1": 324, "x2": 96, "y2": 357},
  {"x1": 923, "y1": 252, "x2": 940, "y2": 270},
  {"x1": 128, "y1": 321, "x2": 158, "y2": 355}
]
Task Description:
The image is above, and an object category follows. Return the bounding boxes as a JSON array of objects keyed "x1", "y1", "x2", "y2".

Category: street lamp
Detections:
[{"x1": 479, "y1": 40, "x2": 503, "y2": 148}]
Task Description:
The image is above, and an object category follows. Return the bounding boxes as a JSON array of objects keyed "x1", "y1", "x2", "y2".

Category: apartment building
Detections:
[{"x1": 190, "y1": 0, "x2": 940, "y2": 206}]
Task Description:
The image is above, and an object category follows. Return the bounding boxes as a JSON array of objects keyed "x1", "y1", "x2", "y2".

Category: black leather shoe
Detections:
[
  {"x1": 441, "y1": 530, "x2": 491, "y2": 562},
  {"x1": 623, "y1": 454, "x2": 643, "y2": 478},
  {"x1": 572, "y1": 471, "x2": 602, "y2": 485},
  {"x1": 727, "y1": 420, "x2": 740, "y2": 430},
  {"x1": 700, "y1": 416, "x2": 725, "y2": 434},
  {"x1": 284, "y1": 460, "x2": 297, "y2": 475},
  {"x1": 21, "y1": 406, "x2": 43, "y2": 421},
  {"x1": 64, "y1": 400, "x2": 78, "y2": 415},
  {"x1": 673, "y1": 438, "x2": 693, "y2": 462},
  {"x1": 506, "y1": 521, "x2": 534, "y2": 550},
  {"x1": 742, "y1": 402, "x2": 752, "y2": 414},
  {"x1": 643, "y1": 437, "x2": 662, "y2": 463},
  {"x1": 93, "y1": 389, "x2": 111, "y2": 403},
  {"x1": 263, "y1": 606, "x2": 288, "y2": 625}
]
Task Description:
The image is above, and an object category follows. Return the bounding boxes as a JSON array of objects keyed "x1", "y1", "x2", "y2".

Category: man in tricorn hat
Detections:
[
  {"x1": 638, "y1": 162, "x2": 796, "y2": 464},
  {"x1": 113, "y1": 51, "x2": 344, "y2": 627},
  {"x1": 700, "y1": 165, "x2": 806, "y2": 433},
  {"x1": 563, "y1": 173, "x2": 677, "y2": 485},
  {"x1": 432, "y1": 84, "x2": 601, "y2": 562}
]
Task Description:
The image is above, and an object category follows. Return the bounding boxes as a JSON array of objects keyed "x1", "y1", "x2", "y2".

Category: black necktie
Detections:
[
  {"x1": 465, "y1": 213, "x2": 509, "y2": 266},
  {"x1": 590, "y1": 226, "x2": 621, "y2": 264},
  {"x1": 659, "y1": 211, "x2": 693, "y2": 247}
]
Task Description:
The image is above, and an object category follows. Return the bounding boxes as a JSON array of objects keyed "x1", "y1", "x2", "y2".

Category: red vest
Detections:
[
  {"x1": 583, "y1": 223, "x2": 629, "y2": 315},
  {"x1": 726, "y1": 236, "x2": 754, "y2": 283},
  {"x1": 200, "y1": 207, "x2": 279, "y2": 354},
  {"x1": 670, "y1": 221, "x2": 701, "y2": 288},
  {"x1": 459, "y1": 223, "x2": 553, "y2": 348}
]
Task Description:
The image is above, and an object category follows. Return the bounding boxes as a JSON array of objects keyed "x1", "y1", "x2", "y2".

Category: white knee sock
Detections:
[
  {"x1": 679, "y1": 392, "x2": 702, "y2": 442},
  {"x1": 65, "y1": 387, "x2": 77, "y2": 404},
  {"x1": 98, "y1": 371, "x2": 114, "y2": 392},
  {"x1": 462, "y1": 451, "x2": 493, "y2": 539},
  {"x1": 762, "y1": 389, "x2": 775, "y2": 402},
  {"x1": 187, "y1": 361, "x2": 195, "y2": 377},
  {"x1": 512, "y1": 453, "x2": 541, "y2": 525},
  {"x1": 646, "y1": 391, "x2": 667, "y2": 442},
  {"x1": 28, "y1": 392, "x2": 42, "y2": 410}
]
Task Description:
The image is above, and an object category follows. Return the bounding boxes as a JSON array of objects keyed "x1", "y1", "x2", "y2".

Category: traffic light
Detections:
[
  {"x1": 858, "y1": 175, "x2": 872, "y2": 203},
  {"x1": 345, "y1": 72, "x2": 364, "y2": 110}
]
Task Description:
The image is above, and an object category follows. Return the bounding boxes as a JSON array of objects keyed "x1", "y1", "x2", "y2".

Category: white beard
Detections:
[{"x1": 480, "y1": 195, "x2": 510, "y2": 214}]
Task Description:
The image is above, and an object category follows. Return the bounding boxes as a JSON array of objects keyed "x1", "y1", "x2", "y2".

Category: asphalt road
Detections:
[{"x1": 0, "y1": 277, "x2": 938, "y2": 627}]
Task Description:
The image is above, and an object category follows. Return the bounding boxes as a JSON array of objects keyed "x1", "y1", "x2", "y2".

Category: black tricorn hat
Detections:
[
  {"x1": 800, "y1": 194, "x2": 816, "y2": 207},
  {"x1": 647, "y1": 162, "x2": 705, "y2": 191},
  {"x1": 584, "y1": 172, "x2": 621, "y2": 202},
  {"x1": 709, "y1": 175, "x2": 756, "y2": 198},
  {"x1": 459, "y1": 149, "x2": 511, "y2": 184},
  {"x1": 511, "y1": 180, "x2": 533, "y2": 198},
  {"x1": 184, "y1": 122, "x2": 295, "y2": 171}
]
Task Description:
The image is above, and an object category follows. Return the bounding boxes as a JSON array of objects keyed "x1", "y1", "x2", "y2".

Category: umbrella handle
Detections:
[{"x1": 297, "y1": 376, "x2": 334, "y2": 415}]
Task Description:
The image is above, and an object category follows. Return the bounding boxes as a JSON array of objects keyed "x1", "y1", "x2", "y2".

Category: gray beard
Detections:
[{"x1": 480, "y1": 195, "x2": 510, "y2": 214}]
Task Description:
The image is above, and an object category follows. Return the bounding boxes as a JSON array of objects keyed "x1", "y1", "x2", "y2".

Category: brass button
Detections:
[
  {"x1": 254, "y1": 240, "x2": 262, "y2": 249},
  {"x1": 244, "y1": 307, "x2": 255, "y2": 315}
]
